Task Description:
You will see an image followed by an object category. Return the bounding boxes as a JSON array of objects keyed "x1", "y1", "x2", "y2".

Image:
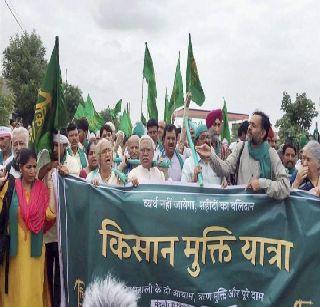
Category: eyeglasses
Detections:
[{"x1": 214, "y1": 122, "x2": 221, "y2": 127}]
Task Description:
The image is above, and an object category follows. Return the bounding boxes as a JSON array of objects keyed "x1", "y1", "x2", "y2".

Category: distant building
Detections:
[{"x1": 173, "y1": 107, "x2": 249, "y2": 141}]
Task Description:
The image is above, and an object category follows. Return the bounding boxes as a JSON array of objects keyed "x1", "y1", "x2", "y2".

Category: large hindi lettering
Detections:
[
  {"x1": 98, "y1": 218, "x2": 294, "y2": 277},
  {"x1": 99, "y1": 218, "x2": 179, "y2": 266}
]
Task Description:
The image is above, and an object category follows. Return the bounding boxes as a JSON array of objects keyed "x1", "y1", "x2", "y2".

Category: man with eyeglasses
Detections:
[{"x1": 181, "y1": 125, "x2": 222, "y2": 185}]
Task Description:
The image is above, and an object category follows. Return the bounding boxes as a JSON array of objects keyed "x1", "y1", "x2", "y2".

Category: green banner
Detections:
[{"x1": 58, "y1": 176, "x2": 320, "y2": 306}]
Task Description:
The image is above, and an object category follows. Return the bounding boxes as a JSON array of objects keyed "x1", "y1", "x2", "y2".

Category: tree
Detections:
[
  {"x1": 275, "y1": 92, "x2": 318, "y2": 147},
  {"x1": 63, "y1": 82, "x2": 83, "y2": 122},
  {"x1": 2, "y1": 31, "x2": 47, "y2": 126},
  {"x1": 0, "y1": 78, "x2": 14, "y2": 125},
  {"x1": 99, "y1": 107, "x2": 120, "y2": 130}
]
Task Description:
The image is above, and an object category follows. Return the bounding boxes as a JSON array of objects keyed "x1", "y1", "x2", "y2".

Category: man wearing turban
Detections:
[{"x1": 206, "y1": 109, "x2": 223, "y2": 158}]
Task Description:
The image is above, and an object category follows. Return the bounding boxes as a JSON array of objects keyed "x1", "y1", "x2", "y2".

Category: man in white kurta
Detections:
[
  {"x1": 128, "y1": 135, "x2": 165, "y2": 184},
  {"x1": 181, "y1": 125, "x2": 221, "y2": 185}
]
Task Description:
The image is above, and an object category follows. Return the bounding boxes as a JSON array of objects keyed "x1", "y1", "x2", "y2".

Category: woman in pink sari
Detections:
[{"x1": 0, "y1": 148, "x2": 56, "y2": 307}]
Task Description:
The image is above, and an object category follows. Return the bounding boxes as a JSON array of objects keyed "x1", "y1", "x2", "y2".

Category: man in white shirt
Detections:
[
  {"x1": 128, "y1": 135, "x2": 165, "y2": 184},
  {"x1": 66, "y1": 123, "x2": 88, "y2": 176},
  {"x1": 182, "y1": 125, "x2": 221, "y2": 185},
  {"x1": 156, "y1": 124, "x2": 184, "y2": 181}
]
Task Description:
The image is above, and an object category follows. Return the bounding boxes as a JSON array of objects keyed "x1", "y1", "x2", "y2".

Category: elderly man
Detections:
[
  {"x1": 197, "y1": 111, "x2": 290, "y2": 200},
  {"x1": 5, "y1": 127, "x2": 29, "y2": 178},
  {"x1": 0, "y1": 126, "x2": 13, "y2": 166},
  {"x1": 156, "y1": 124, "x2": 184, "y2": 181},
  {"x1": 206, "y1": 109, "x2": 223, "y2": 157},
  {"x1": 118, "y1": 135, "x2": 140, "y2": 174},
  {"x1": 128, "y1": 135, "x2": 165, "y2": 184},
  {"x1": 66, "y1": 122, "x2": 88, "y2": 175},
  {"x1": 158, "y1": 121, "x2": 166, "y2": 144},
  {"x1": 182, "y1": 125, "x2": 222, "y2": 185}
]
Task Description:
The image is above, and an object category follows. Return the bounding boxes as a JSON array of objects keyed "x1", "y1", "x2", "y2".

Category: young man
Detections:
[
  {"x1": 147, "y1": 119, "x2": 158, "y2": 146},
  {"x1": 76, "y1": 117, "x2": 90, "y2": 151},
  {"x1": 281, "y1": 144, "x2": 297, "y2": 176},
  {"x1": 197, "y1": 111, "x2": 290, "y2": 200},
  {"x1": 66, "y1": 123, "x2": 88, "y2": 176},
  {"x1": 157, "y1": 124, "x2": 184, "y2": 181}
]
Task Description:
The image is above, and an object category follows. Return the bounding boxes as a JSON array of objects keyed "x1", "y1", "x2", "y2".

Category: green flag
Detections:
[
  {"x1": 164, "y1": 88, "x2": 170, "y2": 124},
  {"x1": 143, "y1": 42, "x2": 158, "y2": 121},
  {"x1": 86, "y1": 94, "x2": 104, "y2": 132},
  {"x1": 113, "y1": 99, "x2": 122, "y2": 116},
  {"x1": 186, "y1": 34, "x2": 205, "y2": 105},
  {"x1": 74, "y1": 98, "x2": 86, "y2": 119},
  {"x1": 221, "y1": 98, "x2": 231, "y2": 143},
  {"x1": 75, "y1": 94, "x2": 104, "y2": 132},
  {"x1": 141, "y1": 112, "x2": 147, "y2": 126},
  {"x1": 118, "y1": 110, "x2": 132, "y2": 138},
  {"x1": 31, "y1": 36, "x2": 68, "y2": 154},
  {"x1": 170, "y1": 52, "x2": 184, "y2": 110}
]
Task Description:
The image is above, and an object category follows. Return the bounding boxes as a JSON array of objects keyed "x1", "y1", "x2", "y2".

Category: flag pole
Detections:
[{"x1": 141, "y1": 75, "x2": 144, "y2": 120}]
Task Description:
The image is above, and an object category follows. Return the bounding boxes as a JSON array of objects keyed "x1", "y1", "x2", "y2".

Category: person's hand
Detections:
[
  {"x1": 247, "y1": 179, "x2": 260, "y2": 191},
  {"x1": 118, "y1": 155, "x2": 128, "y2": 171},
  {"x1": 195, "y1": 144, "x2": 212, "y2": 159},
  {"x1": 177, "y1": 142, "x2": 185, "y2": 155},
  {"x1": 46, "y1": 169, "x2": 54, "y2": 190},
  {"x1": 193, "y1": 165, "x2": 202, "y2": 182},
  {"x1": 57, "y1": 165, "x2": 69, "y2": 176},
  {"x1": 295, "y1": 166, "x2": 308, "y2": 184},
  {"x1": 185, "y1": 92, "x2": 192, "y2": 107},
  {"x1": 91, "y1": 179, "x2": 100, "y2": 186},
  {"x1": 115, "y1": 131, "x2": 124, "y2": 146},
  {"x1": 130, "y1": 177, "x2": 139, "y2": 187},
  {"x1": 310, "y1": 187, "x2": 320, "y2": 197},
  {"x1": 49, "y1": 161, "x2": 59, "y2": 170},
  {"x1": 221, "y1": 177, "x2": 228, "y2": 189},
  {"x1": 0, "y1": 170, "x2": 8, "y2": 188}
]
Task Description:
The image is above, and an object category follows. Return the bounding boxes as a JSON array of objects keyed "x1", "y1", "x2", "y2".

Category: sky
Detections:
[{"x1": 1, "y1": 0, "x2": 319, "y2": 130}]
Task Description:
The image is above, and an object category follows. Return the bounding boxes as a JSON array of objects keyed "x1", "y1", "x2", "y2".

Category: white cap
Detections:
[
  {"x1": 105, "y1": 122, "x2": 115, "y2": 133},
  {"x1": 53, "y1": 134, "x2": 69, "y2": 145},
  {"x1": 0, "y1": 126, "x2": 12, "y2": 138}
]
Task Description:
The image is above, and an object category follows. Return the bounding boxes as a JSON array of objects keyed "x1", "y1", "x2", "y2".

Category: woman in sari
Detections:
[
  {"x1": 292, "y1": 140, "x2": 320, "y2": 194},
  {"x1": 0, "y1": 148, "x2": 56, "y2": 307}
]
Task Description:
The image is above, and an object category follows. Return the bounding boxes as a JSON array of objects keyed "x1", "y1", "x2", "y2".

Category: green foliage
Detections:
[
  {"x1": 275, "y1": 92, "x2": 318, "y2": 148},
  {"x1": 2, "y1": 31, "x2": 47, "y2": 126},
  {"x1": 99, "y1": 107, "x2": 119, "y2": 130},
  {"x1": 0, "y1": 94, "x2": 14, "y2": 126},
  {"x1": 0, "y1": 78, "x2": 14, "y2": 125},
  {"x1": 99, "y1": 100, "x2": 123, "y2": 130},
  {"x1": 63, "y1": 82, "x2": 83, "y2": 122}
]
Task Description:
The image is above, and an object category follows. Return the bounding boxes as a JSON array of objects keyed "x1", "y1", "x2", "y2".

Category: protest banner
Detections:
[{"x1": 58, "y1": 175, "x2": 320, "y2": 306}]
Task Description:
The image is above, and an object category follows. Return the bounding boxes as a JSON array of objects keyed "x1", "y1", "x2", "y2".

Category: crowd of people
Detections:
[{"x1": 0, "y1": 105, "x2": 319, "y2": 306}]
